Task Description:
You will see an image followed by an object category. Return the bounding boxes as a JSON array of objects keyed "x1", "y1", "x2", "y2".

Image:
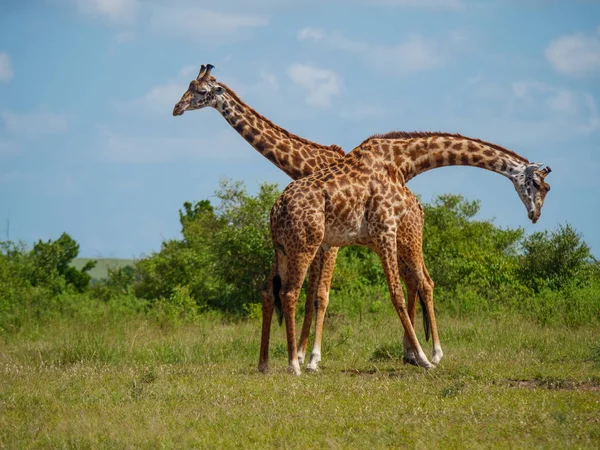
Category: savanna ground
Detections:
[{"x1": 1, "y1": 304, "x2": 598, "y2": 449}]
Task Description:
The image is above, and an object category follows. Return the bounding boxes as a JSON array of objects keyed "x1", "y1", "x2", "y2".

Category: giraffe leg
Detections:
[
  {"x1": 375, "y1": 237, "x2": 434, "y2": 369},
  {"x1": 423, "y1": 264, "x2": 443, "y2": 365},
  {"x1": 281, "y1": 249, "x2": 318, "y2": 376},
  {"x1": 258, "y1": 264, "x2": 277, "y2": 373},
  {"x1": 297, "y1": 249, "x2": 324, "y2": 366},
  {"x1": 307, "y1": 246, "x2": 338, "y2": 372},
  {"x1": 400, "y1": 271, "x2": 420, "y2": 366},
  {"x1": 400, "y1": 263, "x2": 443, "y2": 366}
]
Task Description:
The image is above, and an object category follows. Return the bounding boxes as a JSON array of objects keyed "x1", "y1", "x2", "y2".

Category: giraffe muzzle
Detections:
[{"x1": 173, "y1": 102, "x2": 186, "y2": 116}]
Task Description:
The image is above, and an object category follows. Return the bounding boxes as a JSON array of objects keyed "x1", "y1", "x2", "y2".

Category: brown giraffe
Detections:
[
  {"x1": 266, "y1": 131, "x2": 552, "y2": 374},
  {"x1": 172, "y1": 64, "x2": 437, "y2": 371}
]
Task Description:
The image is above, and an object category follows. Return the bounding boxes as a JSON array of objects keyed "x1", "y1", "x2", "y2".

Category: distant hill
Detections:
[{"x1": 72, "y1": 258, "x2": 135, "y2": 281}]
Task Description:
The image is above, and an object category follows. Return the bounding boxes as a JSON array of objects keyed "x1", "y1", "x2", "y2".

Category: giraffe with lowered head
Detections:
[
  {"x1": 172, "y1": 64, "x2": 439, "y2": 371},
  {"x1": 267, "y1": 131, "x2": 551, "y2": 374}
]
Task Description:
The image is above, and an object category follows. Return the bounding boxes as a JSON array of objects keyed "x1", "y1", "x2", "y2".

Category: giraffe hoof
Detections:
[{"x1": 306, "y1": 364, "x2": 319, "y2": 373}]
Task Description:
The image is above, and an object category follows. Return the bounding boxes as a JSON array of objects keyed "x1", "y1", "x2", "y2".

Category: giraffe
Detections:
[
  {"x1": 266, "y1": 131, "x2": 552, "y2": 374},
  {"x1": 172, "y1": 64, "x2": 438, "y2": 371}
]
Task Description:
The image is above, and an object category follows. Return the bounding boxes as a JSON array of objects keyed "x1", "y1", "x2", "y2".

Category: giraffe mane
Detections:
[
  {"x1": 364, "y1": 131, "x2": 530, "y2": 164},
  {"x1": 219, "y1": 82, "x2": 345, "y2": 156}
]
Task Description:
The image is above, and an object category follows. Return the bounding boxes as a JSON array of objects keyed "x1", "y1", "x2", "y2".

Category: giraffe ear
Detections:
[
  {"x1": 212, "y1": 84, "x2": 225, "y2": 95},
  {"x1": 540, "y1": 166, "x2": 552, "y2": 178}
]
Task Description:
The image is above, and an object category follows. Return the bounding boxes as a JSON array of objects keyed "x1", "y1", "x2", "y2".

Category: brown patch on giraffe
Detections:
[
  {"x1": 447, "y1": 152, "x2": 457, "y2": 166},
  {"x1": 234, "y1": 119, "x2": 249, "y2": 133},
  {"x1": 452, "y1": 141, "x2": 462, "y2": 151},
  {"x1": 291, "y1": 152, "x2": 303, "y2": 168},
  {"x1": 435, "y1": 153, "x2": 445, "y2": 166},
  {"x1": 483, "y1": 148, "x2": 494, "y2": 157},
  {"x1": 460, "y1": 153, "x2": 470, "y2": 165},
  {"x1": 245, "y1": 127, "x2": 259, "y2": 141},
  {"x1": 418, "y1": 159, "x2": 432, "y2": 171}
]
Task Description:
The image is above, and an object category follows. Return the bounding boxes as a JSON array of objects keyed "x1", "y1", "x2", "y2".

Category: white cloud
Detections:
[
  {"x1": 0, "y1": 53, "x2": 14, "y2": 83},
  {"x1": 75, "y1": 0, "x2": 139, "y2": 25},
  {"x1": 545, "y1": 89, "x2": 579, "y2": 116},
  {"x1": 150, "y1": 7, "x2": 268, "y2": 42},
  {"x1": 297, "y1": 28, "x2": 443, "y2": 74},
  {"x1": 1, "y1": 110, "x2": 69, "y2": 136},
  {"x1": 449, "y1": 77, "x2": 599, "y2": 143},
  {"x1": 287, "y1": 63, "x2": 343, "y2": 108},
  {"x1": 545, "y1": 28, "x2": 600, "y2": 77},
  {"x1": 512, "y1": 82, "x2": 599, "y2": 134},
  {"x1": 579, "y1": 94, "x2": 600, "y2": 134},
  {"x1": 297, "y1": 27, "x2": 326, "y2": 41}
]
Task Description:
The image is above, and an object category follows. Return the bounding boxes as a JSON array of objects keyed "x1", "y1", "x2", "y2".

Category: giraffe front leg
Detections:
[
  {"x1": 298, "y1": 251, "x2": 324, "y2": 366},
  {"x1": 258, "y1": 264, "x2": 277, "y2": 373}
]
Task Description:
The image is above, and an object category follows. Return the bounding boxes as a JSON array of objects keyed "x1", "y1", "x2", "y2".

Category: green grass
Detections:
[
  {"x1": 72, "y1": 258, "x2": 134, "y2": 280},
  {"x1": 0, "y1": 307, "x2": 598, "y2": 449}
]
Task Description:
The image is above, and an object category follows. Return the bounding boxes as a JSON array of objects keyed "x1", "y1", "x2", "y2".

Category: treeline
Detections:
[{"x1": 1, "y1": 179, "x2": 598, "y2": 332}]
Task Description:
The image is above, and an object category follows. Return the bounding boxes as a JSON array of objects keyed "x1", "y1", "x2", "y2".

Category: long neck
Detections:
[
  {"x1": 215, "y1": 86, "x2": 344, "y2": 180},
  {"x1": 367, "y1": 132, "x2": 530, "y2": 183}
]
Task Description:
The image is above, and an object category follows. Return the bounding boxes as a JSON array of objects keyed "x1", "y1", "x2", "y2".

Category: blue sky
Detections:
[{"x1": 1, "y1": 0, "x2": 599, "y2": 258}]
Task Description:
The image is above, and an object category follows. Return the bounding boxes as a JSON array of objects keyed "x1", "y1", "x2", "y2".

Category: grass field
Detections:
[
  {"x1": 72, "y1": 258, "x2": 135, "y2": 281},
  {"x1": 0, "y1": 306, "x2": 598, "y2": 449}
]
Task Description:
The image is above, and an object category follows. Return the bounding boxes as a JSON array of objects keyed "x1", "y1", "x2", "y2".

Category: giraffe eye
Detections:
[
  {"x1": 199, "y1": 89, "x2": 208, "y2": 95},
  {"x1": 532, "y1": 179, "x2": 540, "y2": 189}
]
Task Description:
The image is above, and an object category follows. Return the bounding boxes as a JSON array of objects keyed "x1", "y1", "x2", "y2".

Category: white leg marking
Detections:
[
  {"x1": 306, "y1": 351, "x2": 321, "y2": 372},
  {"x1": 306, "y1": 343, "x2": 321, "y2": 372},
  {"x1": 416, "y1": 349, "x2": 434, "y2": 369},
  {"x1": 297, "y1": 351, "x2": 305, "y2": 365},
  {"x1": 288, "y1": 359, "x2": 301, "y2": 376},
  {"x1": 432, "y1": 344, "x2": 443, "y2": 365}
]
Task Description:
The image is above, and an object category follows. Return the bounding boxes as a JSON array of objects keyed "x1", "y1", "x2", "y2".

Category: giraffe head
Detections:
[
  {"x1": 513, "y1": 164, "x2": 552, "y2": 224},
  {"x1": 172, "y1": 64, "x2": 225, "y2": 116}
]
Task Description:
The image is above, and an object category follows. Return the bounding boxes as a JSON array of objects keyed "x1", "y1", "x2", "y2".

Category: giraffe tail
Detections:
[
  {"x1": 418, "y1": 289, "x2": 431, "y2": 342},
  {"x1": 273, "y1": 274, "x2": 283, "y2": 325}
]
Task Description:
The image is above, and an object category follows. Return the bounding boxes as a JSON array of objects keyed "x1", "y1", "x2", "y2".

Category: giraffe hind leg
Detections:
[
  {"x1": 280, "y1": 247, "x2": 320, "y2": 375},
  {"x1": 307, "y1": 246, "x2": 338, "y2": 372}
]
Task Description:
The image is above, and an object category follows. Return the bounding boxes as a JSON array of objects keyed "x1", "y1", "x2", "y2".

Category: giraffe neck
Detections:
[
  {"x1": 215, "y1": 86, "x2": 343, "y2": 180},
  {"x1": 366, "y1": 132, "x2": 530, "y2": 183}
]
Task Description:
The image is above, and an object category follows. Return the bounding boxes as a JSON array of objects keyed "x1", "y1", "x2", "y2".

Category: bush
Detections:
[{"x1": 518, "y1": 224, "x2": 598, "y2": 292}]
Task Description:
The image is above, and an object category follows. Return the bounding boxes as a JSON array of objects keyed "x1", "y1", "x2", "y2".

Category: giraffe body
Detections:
[{"x1": 267, "y1": 134, "x2": 551, "y2": 374}]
